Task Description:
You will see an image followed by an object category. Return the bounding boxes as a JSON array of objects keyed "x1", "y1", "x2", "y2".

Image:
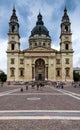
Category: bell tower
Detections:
[
  {"x1": 60, "y1": 7, "x2": 72, "y2": 52},
  {"x1": 7, "y1": 7, "x2": 20, "y2": 81},
  {"x1": 7, "y1": 7, "x2": 20, "y2": 52},
  {"x1": 60, "y1": 7, "x2": 73, "y2": 81}
]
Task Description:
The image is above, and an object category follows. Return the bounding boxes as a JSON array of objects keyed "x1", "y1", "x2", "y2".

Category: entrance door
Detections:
[
  {"x1": 35, "y1": 59, "x2": 45, "y2": 81},
  {"x1": 38, "y1": 74, "x2": 42, "y2": 80}
]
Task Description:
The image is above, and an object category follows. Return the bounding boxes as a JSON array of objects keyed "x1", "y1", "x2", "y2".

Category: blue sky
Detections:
[{"x1": 0, "y1": 0, "x2": 80, "y2": 73}]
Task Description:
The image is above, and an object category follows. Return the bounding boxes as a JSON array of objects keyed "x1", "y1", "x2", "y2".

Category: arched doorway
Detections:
[{"x1": 35, "y1": 59, "x2": 45, "y2": 80}]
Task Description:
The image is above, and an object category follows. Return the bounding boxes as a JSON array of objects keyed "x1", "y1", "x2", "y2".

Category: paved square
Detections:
[{"x1": 0, "y1": 83, "x2": 80, "y2": 130}]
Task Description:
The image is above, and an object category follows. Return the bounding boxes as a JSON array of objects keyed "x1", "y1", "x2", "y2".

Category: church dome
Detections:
[{"x1": 30, "y1": 12, "x2": 50, "y2": 36}]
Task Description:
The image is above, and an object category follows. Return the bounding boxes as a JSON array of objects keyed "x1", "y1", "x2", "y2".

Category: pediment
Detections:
[
  {"x1": 32, "y1": 46, "x2": 50, "y2": 51},
  {"x1": 22, "y1": 46, "x2": 58, "y2": 53},
  {"x1": 32, "y1": 47, "x2": 58, "y2": 52}
]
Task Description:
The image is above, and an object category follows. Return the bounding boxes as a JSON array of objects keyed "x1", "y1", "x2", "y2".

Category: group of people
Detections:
[
  {"x1": 72, "y1": 82, "x2": 80, "y2": 88},
  {"x1": 56, "y1": 82, "x2": 64, "y2": 89},
  {"x1": 20, "y1": 82, "x2": 44, "y2": 92},
  {"x1": 32, "y1": 83, "x2": 44, "y2": 90},
  {"x1": 20, "y1": 82, "x2": 65, "y2": 92}
]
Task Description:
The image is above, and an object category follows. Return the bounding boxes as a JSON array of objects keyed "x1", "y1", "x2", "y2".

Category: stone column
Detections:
[
  {"x1": 45, "y1": 64, "x2": 48, "y2": 80},
  {"x1": 32, "y1": 64, "x2": 35, "y2": 80}
]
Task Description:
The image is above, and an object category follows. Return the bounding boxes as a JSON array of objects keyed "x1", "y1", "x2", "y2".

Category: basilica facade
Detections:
[{"x1": 7, "y1": 7, "x2": 73, "y2": 82}]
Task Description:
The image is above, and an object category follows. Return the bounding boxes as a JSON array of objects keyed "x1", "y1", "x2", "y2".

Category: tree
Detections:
[
  {"x1": 73, "y1": 71, "x2": 80, "y2": 81},
  {"x1": 0, "y1": 72, "x2": 7, "y2": 82}
]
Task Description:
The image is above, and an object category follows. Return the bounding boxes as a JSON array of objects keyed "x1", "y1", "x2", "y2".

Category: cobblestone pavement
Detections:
[
  {"x1": 0, "y1": 84, "x2": 80, "y2": 129},
  {"x1": 0, "y1": 120, "x2": 80, "y2": 130},
  {"x1": 0, "y1": 85, "x2": 80, "y2": 110}
]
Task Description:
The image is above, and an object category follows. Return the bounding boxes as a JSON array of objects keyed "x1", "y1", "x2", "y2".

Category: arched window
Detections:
[
  {"x1": 65, "y1": 44, "x2": 69, "y2": 50},
  {"x1": 19, "y1": 68, "x2": 24, "y2": 77},
  {"x1": 20, "y1": 59, "x2": 24, "y2": 64},
  {"x1": 35, "y1": 43, "x2": 37, "y2": 46},
  {"x1": 11, "y1": 44, "x2": 15, "y2": 50},
  {"x1": 20, "y1": 70, "x2": 23, "y2": 76},
  {"x1": 65, "y1": 68, "x2": 70, "y2": 76},
  {"x1": 10, "y1": 67, "x2": 15, "y2": 77},
  {"x1": 56, "y1": 68, "x2": 61, "y2": 76},
  {"x1": 12, "y1": 25, "x2": 15, "y2": 32},
  {"x1": 65, "y1": 58, "x2": 69, "y2": 64},
  {"x1": 57, "y1": 70, "x2": 60, "y2": 76},
  {"x1": 65, "y1": 26, "x2": 68, "y2": 32},
  {"x1": 43, "y1": 43, "x2": 45, "y2": 46},
  {"x1": 11, "y1": 58, "x2": 15, "y2": 64}
]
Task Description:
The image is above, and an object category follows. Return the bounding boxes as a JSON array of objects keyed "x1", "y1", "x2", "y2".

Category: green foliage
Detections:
[
  {"x1": 73, "y1": 71, "x2": 80, "y2": 81},
  {"x1": 0, "y1": 72, "x2": 7, "y2": 82}
]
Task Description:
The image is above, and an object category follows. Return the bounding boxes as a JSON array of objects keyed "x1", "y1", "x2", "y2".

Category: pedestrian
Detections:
[
  {"x1": 32, "y1": 84, "x2": 34, "y2": 89},
  {"x1": 37, "y1": 84, "x2": 39, "y2": 90},
  {"x1": 56, "y1": 82, "x2": 59, "y2": 88},
  {"x1": 40, "y1": 83, "x2": 43, "y2": 90},
  {"x1": 21, "y1": 88, "x2": 23, "y2": 92},
  {"x1": 61, "y1": 84, "x2": 63, "y2": 89},
  {"x1": 26, "y1": 85, "x2": 28, "y2": 90}
]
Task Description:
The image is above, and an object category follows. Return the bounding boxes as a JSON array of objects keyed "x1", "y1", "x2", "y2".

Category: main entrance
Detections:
[{"x1": 35, "y1": 59, "x2": 45, "y2": 80}]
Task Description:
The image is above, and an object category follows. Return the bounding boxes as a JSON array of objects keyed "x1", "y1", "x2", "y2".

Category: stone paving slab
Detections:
[{"x1": 0, "y1": 110, "x2": 80, "y2": 119}]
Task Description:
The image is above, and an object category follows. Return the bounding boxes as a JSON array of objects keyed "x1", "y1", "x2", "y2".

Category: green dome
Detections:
[
  {"x1": 30, "y1": 12, "x2": 49, "y2": 36},
  {"x1": 31, "y1": 25, "x2": 49, "y2": 36}
]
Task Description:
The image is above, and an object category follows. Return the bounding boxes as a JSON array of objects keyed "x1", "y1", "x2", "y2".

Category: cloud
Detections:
[
  {"x1": 0, "y1": 0, "x2": 80, "y2": 73},
  {"x1": 0, "y1": 6, "x2": 10, "y2": 38},
  {"x1": 73, "y1": 38, "x2": 80, "y2": 67},
  {"x1": 69, "y1": 2, "x2": 80, "y2": 67},
  {"x1": 51, "y1": 42, "x2": 60, "y2": 51},
  {"x1": 20, "y1": 37, "x2": 29, "y2": 50},
  {"x1": 0, "y1": 39, "x2": 7, "y2": 73}
]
